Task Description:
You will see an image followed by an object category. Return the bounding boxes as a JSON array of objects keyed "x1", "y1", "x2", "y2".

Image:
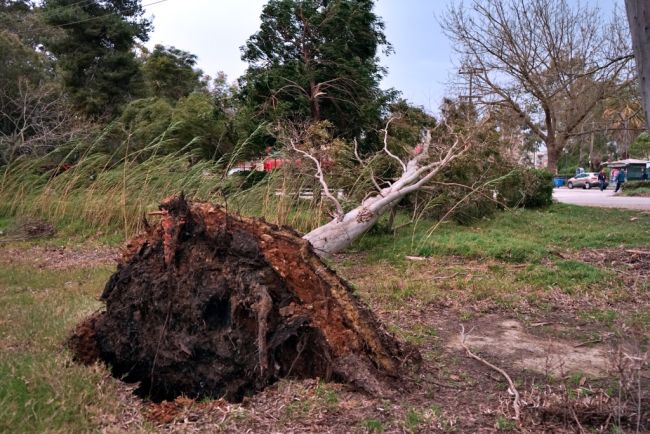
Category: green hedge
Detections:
[
  {"x1": 498, "y1": 168, "x2": 553, "y2": 208},
  {"x1": 622, "y1": 180, "x2": 650, "y2": 191}
]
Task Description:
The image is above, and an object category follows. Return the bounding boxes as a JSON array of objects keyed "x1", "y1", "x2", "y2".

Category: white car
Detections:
[{"x1": 566, "y1": 172, "x2": 605, "y2": 189}]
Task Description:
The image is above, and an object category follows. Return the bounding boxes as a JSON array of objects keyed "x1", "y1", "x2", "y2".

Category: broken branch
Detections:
[
  {"x1": 290, "y1": 139, "x2": 344, "y2": 220},
  {"x1": 460, "y1": 324, "x2": 523, "y2": 421}
]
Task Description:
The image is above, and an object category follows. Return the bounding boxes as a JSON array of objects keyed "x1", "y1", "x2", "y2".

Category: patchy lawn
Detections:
[
  {"x1": 351, "y1": 203, "x2": 650, "y2": 263},
  {"x1": 1, "y1": 204, "x2": 649, "y2": 432}
]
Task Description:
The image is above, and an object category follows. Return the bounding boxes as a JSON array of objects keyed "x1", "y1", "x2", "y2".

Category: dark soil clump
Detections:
[{"x1": 69, "y1": 195, "x2": 417, "y2": 402}]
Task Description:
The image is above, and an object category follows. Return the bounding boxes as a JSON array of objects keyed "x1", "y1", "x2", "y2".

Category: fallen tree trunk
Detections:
[
  {"x1": 301, "y1": 128, "x2": 470, "y2": 255},
  {"x1": 69, "y1": 195, "x2": 418, "y2": 402}
]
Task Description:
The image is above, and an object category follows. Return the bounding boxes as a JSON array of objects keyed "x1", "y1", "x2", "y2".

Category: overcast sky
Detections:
[{"x1": 143, "y1": 0, "x2": 623, "y2": 115}]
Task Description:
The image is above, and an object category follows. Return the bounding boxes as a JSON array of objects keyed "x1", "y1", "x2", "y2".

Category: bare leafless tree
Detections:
[
  {"x1": 442, "y1": 0, "x2": 634, "y2": 173},
  {"x1": 0, "y1": 79, "x2": 91, "y2": 165}
]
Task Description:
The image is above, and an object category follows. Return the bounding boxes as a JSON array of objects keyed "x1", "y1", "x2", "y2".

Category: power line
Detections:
[
  {"x1": 30, "y1": 0, "x2": 113, "y2": 21},
  {"x1": 5, "y1": 0, "x2": 171, "y2": 36},
  {"x1": 37, "y1": 0, "x2": 101, "y2": 14},
  {"x1": 57, "y1": 0, "x2": 170, "y2": 27},
  {"x1": 49, "y1": 0, "x2": 100, "y2": 10}
]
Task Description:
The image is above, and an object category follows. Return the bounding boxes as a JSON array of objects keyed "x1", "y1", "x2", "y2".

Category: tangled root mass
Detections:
[{"x1": 69, "y1": 195, "x2": 418, "y2": 402}]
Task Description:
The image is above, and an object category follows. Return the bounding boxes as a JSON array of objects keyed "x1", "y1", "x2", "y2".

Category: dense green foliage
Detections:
[
  {"x1": 630, "y1": 132, "x2": 650, "y2": 159},
  {"x1": 498, "y1": 169, "x2": 553, "y2": 208},
  {"x1": 112, "y1": 90, "x2": 239, "y2": 159},
  {"x1": 42, "y1": 0, "x2": 151, "y2": 116},
  {"x1": 239, "y1": 0, "x2": 394, "y2": 143},
  {"x1": 142, "y1": 45, "x2": 204, "y2": 100}
]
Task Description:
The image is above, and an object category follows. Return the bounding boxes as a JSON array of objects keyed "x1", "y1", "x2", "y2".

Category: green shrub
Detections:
[
  {"x1": 629, "y1": 132, "x2": 650, "y2": 159},
  {"x1": 622, "y1": 180, "x2": 650, "y2": 191},
  {"x1": 402, "y1": 167, "x2": 553, "y2": 226},
  {"x1": 502, "y1": 168, "x2": 553, "y2": 208},
  {"x1": 116, "y1": 97, "x2": 174, "y2": 153},
  {"x1": 111, "y1": 94, "x2": 238, "y2": 161},
  {"x1": 441, "y1": 168, "x2": 553, "y2": 225}
]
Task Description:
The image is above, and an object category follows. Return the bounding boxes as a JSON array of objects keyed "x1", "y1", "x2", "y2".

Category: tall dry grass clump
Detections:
[{"x1": 0, "y1": 122, "x2": 334, "y2": 240}]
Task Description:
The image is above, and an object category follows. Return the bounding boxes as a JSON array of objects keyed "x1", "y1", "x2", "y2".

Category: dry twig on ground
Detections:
[{"x1": 459, "y1": 324, "x2": 523, "y2": 421}]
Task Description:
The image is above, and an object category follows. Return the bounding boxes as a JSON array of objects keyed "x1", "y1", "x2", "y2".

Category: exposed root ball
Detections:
[{"x1": 69, "y1": 195, "x2": 418, "y2": 402}]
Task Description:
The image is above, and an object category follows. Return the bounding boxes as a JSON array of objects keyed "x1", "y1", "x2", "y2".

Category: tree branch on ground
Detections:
[{"x1": 460, "y1": 324, "x2": 523, "y2": 421}]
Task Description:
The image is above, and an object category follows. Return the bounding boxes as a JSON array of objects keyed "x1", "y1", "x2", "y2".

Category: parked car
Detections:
[{"x1": 567, "y1": 172, "x2": 607, "y2": 189}]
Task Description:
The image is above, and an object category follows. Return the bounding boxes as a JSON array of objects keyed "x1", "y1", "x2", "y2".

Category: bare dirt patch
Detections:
[
  {"x1": 447, "y1": 317, "x2": 610, "y2": 376},
  {"x1": 0, "y1": 245, "x2": 118, "y2": 269},
  {"x1": 575, "y1": 247, "x2": 650, "y2": 280}
]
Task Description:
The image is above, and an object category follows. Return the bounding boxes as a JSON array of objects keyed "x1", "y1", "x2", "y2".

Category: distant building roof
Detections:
[{"x1": 605, "y1": 159, "x2": 649, "y2": 168}]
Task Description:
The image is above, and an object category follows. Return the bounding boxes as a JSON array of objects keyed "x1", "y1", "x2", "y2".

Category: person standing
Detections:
[
  {"x1": 597, "y1": 170, "x2": 607, "y2": 191},
  {"x1": 614, "y1": 169, "x2": 626, "y2": 193},
  {"x1": 642, "y1": 168, "x2": 649, "y2": 181}
]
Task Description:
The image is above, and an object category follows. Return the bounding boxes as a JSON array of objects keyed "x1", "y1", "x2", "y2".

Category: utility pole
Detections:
[
  {"x1": 589, "y1": 121, "x2": 595, "y2": 170},
  {"x1": 458, "y1": 66, "x2": 485, "y2": 120}
]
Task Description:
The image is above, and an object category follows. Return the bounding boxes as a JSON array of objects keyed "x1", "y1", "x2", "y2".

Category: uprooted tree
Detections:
[
  {"x1": 68, "y1": 120, "x2": 481, "y2": 402},
  {"x1": 69, "y1": 195, "x2": 419, "y2": 402},
  {"x1": 296, "y1": 119, "x2": 476, "y2": 255}
]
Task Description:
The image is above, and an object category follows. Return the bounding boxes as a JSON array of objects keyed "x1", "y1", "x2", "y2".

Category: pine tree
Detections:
[
  {"x1": 239, "y1": 0, "x2": 393, "y2": 139},
  {"x1": 41, "y1": 0, "x2": 151, "y2": 117}
]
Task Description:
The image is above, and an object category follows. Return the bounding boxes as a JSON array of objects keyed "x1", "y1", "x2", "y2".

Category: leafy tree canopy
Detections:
[
  {"x1": 239, "y1": 0, "x2": 393, "y2": 141},
  {"x1": 41, "y1": 0, "x2": 151, "y2": 117},
  {"x1": 142, "y1": 45, "x2": 205, "y2": 101},
  {"x1": 115, "y1": 92, "x2": 238, "y2": 160},
  {"x1": 630, "y1": 132, "x2": 650, "y2": 159}
]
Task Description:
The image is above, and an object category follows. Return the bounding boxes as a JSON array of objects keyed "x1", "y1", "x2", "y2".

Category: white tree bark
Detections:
[{"x1": 303, "y1": 128, "x2": 470, "y2": 255}]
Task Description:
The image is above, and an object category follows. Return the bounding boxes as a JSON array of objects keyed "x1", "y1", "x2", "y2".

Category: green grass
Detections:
[
  {"x1": 0, "y1": 215, "x2": 12, "y2": 230},
  {"x1": 621, "y1": 186, "x2": 650, "y2": 197},
  {"x1": 388, "y1": 323, "x2": 438, "y2": 346},
  {"x1": 314, "y1": 381, "x2": 340, "y2": 407},
  {"x1": 365, "y1": 257, "x2": 623, "y2": 312},
  {"x1": 361, "y1": 418, "x2": 385, "y2": 433},
  {"x1": 578, "y1": 309, "x2": 618, "y2": 327},
  {"x1": 496, "y1": 415, "x2": 517, "y2": 431},
  {"x1": 404, "y1": 408, "x2": 424, "y2": 430},
  {"x1": 0, "y1": 264, "x2": 130, "y2": 433},
  {"x1": 516, "y1": 261, "x2": 618, "y2": 294},
  {"x1": 351, "y1": 204, "x2": 650, "y2": 263}
]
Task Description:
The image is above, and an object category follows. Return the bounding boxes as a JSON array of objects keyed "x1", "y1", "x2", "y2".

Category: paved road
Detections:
[{"x1": 553, "y1": 188, "x2": 650, "y2": 211}]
